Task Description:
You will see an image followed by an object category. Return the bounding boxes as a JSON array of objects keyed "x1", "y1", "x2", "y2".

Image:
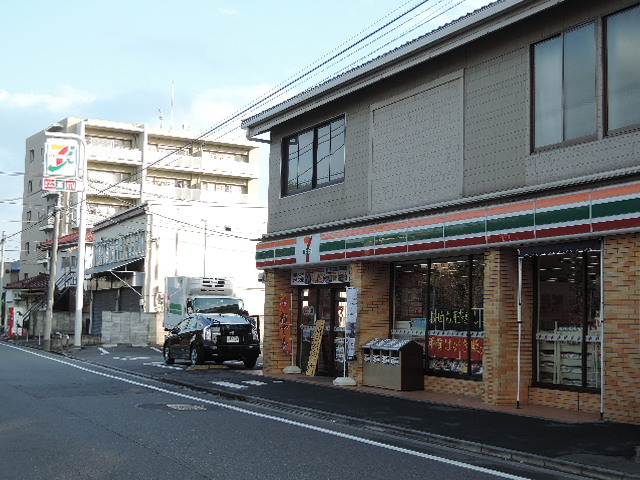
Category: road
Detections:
[{"x1": 0, "y1": 342, "x2": 589, "y2": 480}]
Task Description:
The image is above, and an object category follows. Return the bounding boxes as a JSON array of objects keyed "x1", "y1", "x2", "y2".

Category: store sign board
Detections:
[
  {"x1": 42, "y1": 177, "x2": 78, "y2": 192},
  {"x1": 45, "y1": 139, "x2": 79, "y2": 178},
  {"x1": 291, "y1": 265, "x2": 350, "y2": 285},
  {"x1": 305, "y1": 319, "x2": 325, "y2": 376},
  {"x1": 296, "y1": 234, "x2": 320, "y2": 263},
  {"x1": 257, "y1": 179, "x2": 640, "y2": 270}
]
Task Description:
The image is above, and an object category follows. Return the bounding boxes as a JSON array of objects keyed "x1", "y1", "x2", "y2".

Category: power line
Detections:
[{"x1": 10, "y1": 0, "x2": 483, "y2": 246}]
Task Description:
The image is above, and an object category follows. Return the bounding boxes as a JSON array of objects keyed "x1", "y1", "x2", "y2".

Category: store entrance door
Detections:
[{"x1": 298, "y1": 286, "x2": 348, "y2": 376}]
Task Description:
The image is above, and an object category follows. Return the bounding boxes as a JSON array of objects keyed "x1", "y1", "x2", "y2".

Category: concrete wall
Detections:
[{"x1": 101, "y1": 311, "x2": 163, "y2": 346}]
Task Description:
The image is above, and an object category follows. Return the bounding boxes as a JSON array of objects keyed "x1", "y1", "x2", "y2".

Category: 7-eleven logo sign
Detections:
[{"x1": 45, "y1": 139, "x2": 78, "y2": 178}]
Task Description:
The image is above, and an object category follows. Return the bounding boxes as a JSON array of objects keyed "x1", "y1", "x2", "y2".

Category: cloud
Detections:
[
  {"x1": 183, "y1": 84, "x2": 277, "y2": 137},
  {"x1": 0, "y1": 85, "x2": 98, "y2": 113},
  {"x1": 219, "y1": 8, "x2": 239, "y2": 15}
]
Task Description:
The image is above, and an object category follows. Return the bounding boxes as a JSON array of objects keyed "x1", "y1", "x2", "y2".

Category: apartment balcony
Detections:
[
  {"x1": 86, "y1": 144, "x2": 142, "y2": 165},
  {"x1": 86, "y1": 210, "x2": 106, "y2": 227},
  {"x1": 36, "y1": 249, "x2": 50, "y2": 264},
  {"x1": 145, "y1": 151, "x2": 258, "y2": 178},
  {"x1": 39, "y1": 216, "x2": 54, "y2": 231},
  {"x1": 142, "y1": 183, "x2": 251, "y2": 204},
  {"x1": 87, "y1": 179, "x2": 141, "y2": 199}
]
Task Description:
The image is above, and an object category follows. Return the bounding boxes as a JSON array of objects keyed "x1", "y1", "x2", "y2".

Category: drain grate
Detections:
[{"x1": 137, "y1": 403, "x2": 209, "y2": 411}]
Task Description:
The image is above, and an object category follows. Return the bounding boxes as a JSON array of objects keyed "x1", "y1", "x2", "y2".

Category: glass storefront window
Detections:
[
  {"x1": 393, "y1": 255, "x2": 484, "y2": 378},
  {"x1": 535, "y1": 249, "x2": 602, "y2": 389}
]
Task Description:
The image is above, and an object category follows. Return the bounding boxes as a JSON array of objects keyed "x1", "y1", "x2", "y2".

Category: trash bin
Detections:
[{"x1": 362, "y1": 338, "x2": 424, "y2": 391}]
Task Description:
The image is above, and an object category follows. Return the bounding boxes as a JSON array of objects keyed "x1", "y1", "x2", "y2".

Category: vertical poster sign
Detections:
[
  {"x1": 279, "y1": 294, "x2": 292, "y2": 355},
  {"x1": 346, "y1": 287, "x2": 358, "y2": 360},
  {"x1": 8, "y1": 307, "x2": 15, "y2": 339}
]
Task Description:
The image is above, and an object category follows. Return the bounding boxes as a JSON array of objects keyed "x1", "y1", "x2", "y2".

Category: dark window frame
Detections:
[
  {"x1": 604, "y1": 4, "x2": 640, "y2": 136},
  {"x1": 531, "y1": 249, "x2": 602, "y2": 393},
  {"x1": 531, "y1": 21, "x2": 598, "y2": 152},
  {"x1": 531, "y1": 5, "x2": 640, "y2": 151},
  {"x1": 281, "y1": 115, "x2": 345, "y2": 197}
]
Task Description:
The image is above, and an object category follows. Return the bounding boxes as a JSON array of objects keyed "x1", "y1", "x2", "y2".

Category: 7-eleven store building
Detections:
[{"x1": 256, "y1": 180, "x2": 640, "y2": 425}]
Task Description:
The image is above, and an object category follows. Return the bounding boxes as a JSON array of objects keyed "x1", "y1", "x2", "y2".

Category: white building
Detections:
[
  {"x1": 16, "y1": 117, "x2": 266, "y2": 342},
  {"x1": 87, "y1": 202, "x2": 266, "y2": 345}
]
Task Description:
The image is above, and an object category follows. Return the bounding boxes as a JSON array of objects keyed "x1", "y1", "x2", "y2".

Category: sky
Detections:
[{"x1": 0, "y1": 0, "x2": 492, "y2": 261}]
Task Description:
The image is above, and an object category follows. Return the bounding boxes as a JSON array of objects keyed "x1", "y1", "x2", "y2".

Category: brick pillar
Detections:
[
  {"x1": 262, "y1": 268, "x2": 297, "y2": 374},
  {"x1": 482, "y1": 248, "x2": 532, "y2": 405},
  {"x1": 603, "y1": 234, "x2": 640, "y2": 424},
  {"x1": 348, "y1": 261, "x2": 391, "y2": 384}
]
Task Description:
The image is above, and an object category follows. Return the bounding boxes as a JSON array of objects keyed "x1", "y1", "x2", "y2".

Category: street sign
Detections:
[
  {"x1": 45, "y1": 139, "x2": 79, "y2": 178},
  {"x1": 42, "y1": 178, "x2": 77, "y2": 192}
]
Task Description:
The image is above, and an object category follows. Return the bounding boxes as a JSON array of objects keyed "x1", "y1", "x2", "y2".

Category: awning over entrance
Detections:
[{"x1": 86, "y1": 257, "x2": 143, "y2": 275}]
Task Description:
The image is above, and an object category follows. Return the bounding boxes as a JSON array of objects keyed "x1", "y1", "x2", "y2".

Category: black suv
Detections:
[{"x1": 163, "y1": 313, "x2": 260, "y2": 368}]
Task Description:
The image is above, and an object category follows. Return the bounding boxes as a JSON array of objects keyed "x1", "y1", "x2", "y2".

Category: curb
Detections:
[
  {"x1": 64, "y1": 351, "x2": 640, "y2": 480},
  {"x1": 8, "y1": 341, "x2": 638, "y2": 480}
]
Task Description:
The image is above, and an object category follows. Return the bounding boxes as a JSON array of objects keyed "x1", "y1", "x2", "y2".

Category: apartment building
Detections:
[
  {"x1": 16, "y1": 118, "x2": 265, "y2": 340},
  {"x1": 21, "y1": 117, "x2": 260, "y2": 279},
  {"x1": 242, "y1": 0, "x2": 640, "y2": 424}
]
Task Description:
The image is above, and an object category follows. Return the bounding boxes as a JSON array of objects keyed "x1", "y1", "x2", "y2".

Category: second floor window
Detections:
[
  {"x1": 606, "y1": 5, "x2": 640, "y2": 133},
  {"x1": 533, "y1": 5, "x2": 640, "y2": 149},
  {"x1": 533, "y1": 22, "x2": 596, "y2": 149},
  {"x1": 282, "y1": 116, "x2": 345, "y2": 196}
]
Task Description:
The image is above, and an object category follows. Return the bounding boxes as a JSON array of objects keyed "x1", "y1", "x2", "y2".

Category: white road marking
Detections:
[
  {"x1": 242, "y1": 380, "x2": 268, "y2": 386},
  {"x1": 2, "y1": 343, "x2": 530, "y2": 480},
  {"x1": 210, "y1": 381, "x2": 247, "y2": 389},
  {"x1": 98, "y1": 347, "x2": 110, "y2": 355},
  {"x1": 143, "y1": 361, "x2": 184, "y2": 371}
]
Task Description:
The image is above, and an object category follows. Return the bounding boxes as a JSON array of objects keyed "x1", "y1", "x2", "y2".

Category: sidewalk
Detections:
[
  {"x1": 11, "y1": 340, "x2": 640, "y2": 480},
  {"x1": 237, "y1": 369, "x2": 640, "y2": 480}
]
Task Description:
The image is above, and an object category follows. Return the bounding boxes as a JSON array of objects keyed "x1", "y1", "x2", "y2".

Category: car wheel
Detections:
[
  {"x1": 243, "y1": 355, "x2": 258, "y2": 369},
  {"x1": 163, "y1": 344, "x2": 175, "y2": 365},
  {"x1": 190, "y1": 345, "x2": 204, "y2": 365}
]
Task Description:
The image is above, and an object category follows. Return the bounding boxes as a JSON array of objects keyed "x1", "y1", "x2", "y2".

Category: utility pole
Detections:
[
  {"x1": 0, "y1": 231, "x2": 5, "y2": 332},
  {"x1": 43, "y1": 194, "x2": 61, "y2": 352},
  {"x1": 203, "y1": 219, "x2": 207, "y2": 277}
]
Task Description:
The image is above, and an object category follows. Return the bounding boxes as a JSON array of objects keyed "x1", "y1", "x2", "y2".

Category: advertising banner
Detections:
[
  {"x1": 279, "y1": 294, "x2": 292, "y2": 354},
  {"x1": 346, "y1": 287, "x2": 358, "y2": 360}
]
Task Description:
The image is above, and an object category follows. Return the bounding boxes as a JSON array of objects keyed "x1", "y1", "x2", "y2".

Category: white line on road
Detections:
[
  {"x1": 2, "y1": 343, "x2": 530, "y2": 480},
  {"x1": 210, "y1": 381, "x2": 248, "y2": 389},
  {"x1": 142, "y1": 362, "x2": 184, "y2": 371},
  {"x1": 242, "y1": 380, "x2": 268, "y2": 386},
  {"x1": 113, "y1": 356, "x2": 151, "y2": 361},
  {"x1": 98, "y1": 347, "x2": 109, "y2": 355}
]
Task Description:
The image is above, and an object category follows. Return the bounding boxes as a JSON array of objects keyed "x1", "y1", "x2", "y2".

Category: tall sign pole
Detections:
[
  {"x1": 43, "y1": 194, "x2": 61, "y2": 352},
  {"x1": 44, "y1": 128, "x2": 87, "y2": 347},
  {"x1": 74, "y1": 142, "x2": 87, "y2": 346}
]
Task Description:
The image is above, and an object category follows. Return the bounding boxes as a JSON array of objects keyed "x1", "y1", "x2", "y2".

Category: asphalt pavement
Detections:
[{"x1": 8, "y1": 340, "x2": 640, "y2": 480}]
